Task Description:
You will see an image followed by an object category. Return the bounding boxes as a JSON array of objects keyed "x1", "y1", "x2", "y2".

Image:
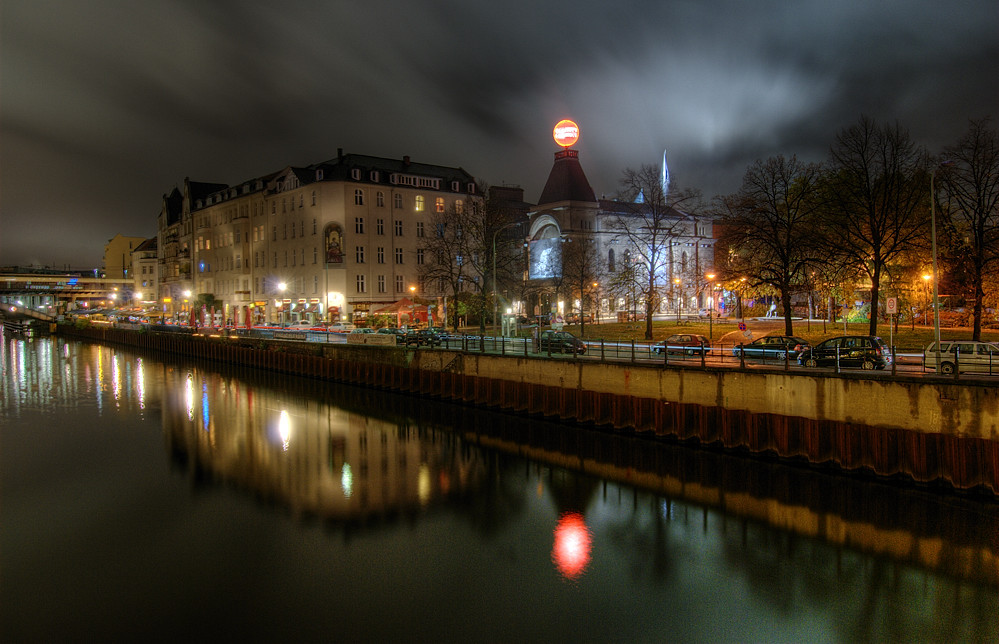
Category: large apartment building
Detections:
[{"x1": 157, "y1": 151, "x2": 479, "y2": 324}]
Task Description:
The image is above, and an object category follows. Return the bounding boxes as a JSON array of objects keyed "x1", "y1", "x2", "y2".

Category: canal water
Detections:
[{"x1": 2, "y1": 333, "x2": 997, "y2": 643}]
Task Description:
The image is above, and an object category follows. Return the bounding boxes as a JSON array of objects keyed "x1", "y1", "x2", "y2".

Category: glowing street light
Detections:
[{"x1": 930, "y1": 161, "x2": 953, "y2": 366}]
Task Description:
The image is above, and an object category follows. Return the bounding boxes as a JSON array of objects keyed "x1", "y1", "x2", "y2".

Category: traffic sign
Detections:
[
  {"x1": 886, "y1": 297, "x2": 898, "y2": 315},
  {"x1": 738, "y1": 322, "x2": 747, "y2": 331}
]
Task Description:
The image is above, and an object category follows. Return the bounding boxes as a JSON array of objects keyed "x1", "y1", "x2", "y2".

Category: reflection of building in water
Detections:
[
  {"x1": 0, "y1": 337, "x2": 158, "y2": 416},
  {"x1": 160, "y1": 366, "x2": 487, "y2": 520}
]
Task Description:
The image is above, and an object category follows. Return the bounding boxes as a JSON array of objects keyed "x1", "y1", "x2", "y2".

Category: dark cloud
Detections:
[{"x1": 2, "y1": 0, "x2": 996, "y2": 267}]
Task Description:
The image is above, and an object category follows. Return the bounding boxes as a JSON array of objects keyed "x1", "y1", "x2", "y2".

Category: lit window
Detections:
[
  {"x1": 455, "y1": 200, "x2": 464, "y2": 214},
  {"x1": 435, "y1": 197, "x2": 444, "y2": 213},
  {"x1": 415, "y1": 195, "x2": 424, "y2": 212}
]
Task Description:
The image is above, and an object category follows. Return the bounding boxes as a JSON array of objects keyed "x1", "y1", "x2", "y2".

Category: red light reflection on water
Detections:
[{"x1": 552, "y1": 512, "x2": 592, "y2": 580}]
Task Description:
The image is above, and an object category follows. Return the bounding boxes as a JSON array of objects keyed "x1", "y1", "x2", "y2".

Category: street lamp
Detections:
[
  {"x1": 492, "y1": 221, "x2": 522, "y2": 337},
  {"x1": 673, "y1": 277, "x2": 682, "y2": 322},
  {"x1": 705, "y1": 273, "x2": 716, "y2": 340},
  {"x1": 921, "y1": 274, "x2": 931, "y2": 325},
  {"x1": 277, "y1": 282, "x2": 287, "y2": 326},
  {"x1": 592, "y1": 281, "x2": 599, "y2": 324},
  {"x1": 930, "y1": 161, "x2": 953, "y2": 365}
]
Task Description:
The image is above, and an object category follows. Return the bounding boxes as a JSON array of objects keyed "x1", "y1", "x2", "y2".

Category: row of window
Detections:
[
  {"x1": 355, "y1": 274, "x2": 410, "y2": 294},
  {"x1": 353, "y1": 191, "x2": 460, "y2": 214}
]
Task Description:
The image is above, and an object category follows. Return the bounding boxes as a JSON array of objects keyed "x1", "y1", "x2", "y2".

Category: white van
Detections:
[{"x1": 923, "y1": 340, "x2": 999, "y2": 375}]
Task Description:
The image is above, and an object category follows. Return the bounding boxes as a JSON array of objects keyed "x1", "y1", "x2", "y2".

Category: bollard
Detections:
[
  {"x1": 700, "y1": 343, "x2": 705, "y2": 367},
  {"x1": 600, "y1": 339, "x2": 605, "y2": 361},
  {"x1": 891, "y1": 346, "x2": 896, "y2": 376}
]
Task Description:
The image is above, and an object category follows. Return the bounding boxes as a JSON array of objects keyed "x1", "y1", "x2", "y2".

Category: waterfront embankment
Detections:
[{"x1": 59, "y1": 324, "x2": 999, "y2": 496}]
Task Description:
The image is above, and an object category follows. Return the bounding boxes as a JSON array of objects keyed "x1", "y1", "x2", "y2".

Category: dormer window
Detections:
[
  {"x1": 370, "y1": 171, "x2": 380, "y2": 182},
  {"x1": 467, "y1": 183, "x2": 476, "y2": 194},
  {"x1": 351, "y1": 169, "x2": 361, "y2": 181},
  {"x1": 315, "y1": 169, "x2": 323, "y2": 181},
  {"x1": 451, "y1": 181, "x2": 460, "y2": 192}
]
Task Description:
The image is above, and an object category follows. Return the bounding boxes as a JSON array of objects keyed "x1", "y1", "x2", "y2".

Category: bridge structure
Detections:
[{"x1": 0, "y1": 268, "x2": 132, "y2": 318}]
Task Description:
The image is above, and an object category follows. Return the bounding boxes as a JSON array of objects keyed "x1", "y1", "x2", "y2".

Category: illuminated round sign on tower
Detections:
[{"x1": 552, "y1": 119, "x2": 580, "y2": 148}]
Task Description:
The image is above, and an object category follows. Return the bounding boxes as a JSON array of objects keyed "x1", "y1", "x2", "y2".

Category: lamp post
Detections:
[
  {"x1": 705, "y1": 273, "x2": 715, "y2": 339},
  {"x1": 673, "y1": 277, "x2": 682, "y2": 323},
  {"x1": 492, "y1": 221, "x2": 522, "y2": 337},
  {"x1": 930, "y1": 161, "x2": 952, "y2": 365},
  {"x1": 277, "y1": 282, "x2": 287, "y2": 326}
]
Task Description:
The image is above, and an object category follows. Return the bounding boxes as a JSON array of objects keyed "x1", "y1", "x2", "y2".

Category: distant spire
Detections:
[
  {"x1": 635, "y1": 189, "x2": 645, "y2": 204},
  {"x1": 661, "y1": 148, "x2": 670, "y2": 196}
]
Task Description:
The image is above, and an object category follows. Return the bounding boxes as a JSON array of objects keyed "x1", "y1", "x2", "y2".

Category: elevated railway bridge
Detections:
[{"x1": 1, "y1": 270, "x2": 132, "y2": 318}]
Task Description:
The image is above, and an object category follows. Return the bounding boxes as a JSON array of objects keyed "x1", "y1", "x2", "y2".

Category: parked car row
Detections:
[{"x1": 262, "y1": 323, "x2": 999, "y2": 376}]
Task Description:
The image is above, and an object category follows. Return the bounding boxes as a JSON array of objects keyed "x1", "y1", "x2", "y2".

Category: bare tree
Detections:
[
  {"x1": 719, "y1": 155, "x2": 824, "y2": 335},
  {"x1": 615, "y1": 164, "x2": 703, "y2": 340},
  {"x1": 418, "y1": 200, "x2": 487, "y2": 332},
  {"x1": 821, "y1": 116, "x2": 929, "y2": 336},
  {"x1": 561, "y1": 236, "x2": 602, "y2": 337},
  {"x1": 938, "y1": 118, "x2": 999, "y2": 340}
]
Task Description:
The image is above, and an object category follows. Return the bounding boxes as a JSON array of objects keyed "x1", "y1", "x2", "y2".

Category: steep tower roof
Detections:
[{"x1": 537, "y1": 149, "x2": 596, "y2": 205}]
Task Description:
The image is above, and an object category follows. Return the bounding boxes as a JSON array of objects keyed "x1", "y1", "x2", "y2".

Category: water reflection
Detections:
[{"x1": 2, "y1": 335, "x2": 997, "y2": 642}]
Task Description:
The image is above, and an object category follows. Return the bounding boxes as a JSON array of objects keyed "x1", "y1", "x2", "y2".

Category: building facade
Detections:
[
  {"x1": 156, "y1": 151, "x2": 480, "y2": 325},
  {"x1": 526, "y1": 148, "x2": 715, "y2": 319}
]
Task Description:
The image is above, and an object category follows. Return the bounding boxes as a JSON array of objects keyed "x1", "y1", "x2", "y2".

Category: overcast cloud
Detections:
[{"x1": 2, "y1": 0, "x2": 996, "y2": 267}]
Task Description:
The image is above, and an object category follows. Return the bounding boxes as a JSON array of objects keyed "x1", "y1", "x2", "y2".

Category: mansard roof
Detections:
[
  {"x1": 133, "y1": 237, "x2": 157, "y2": 253},
  {"x1": 313, "y1": 150, "x2": 478, "y2": 189},
  {"x1": 538, "y1": 149, "x2": 596, "y2": 206}
]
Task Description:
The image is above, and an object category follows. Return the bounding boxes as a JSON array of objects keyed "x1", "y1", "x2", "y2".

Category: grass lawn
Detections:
[{"x1": 560, "y1": 318, "x2": 999, "y2": 352}]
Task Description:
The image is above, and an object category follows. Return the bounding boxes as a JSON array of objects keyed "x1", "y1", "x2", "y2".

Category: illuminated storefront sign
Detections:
[{"x1": 552, "y1": 119, "x2": 579, "y2": 148}]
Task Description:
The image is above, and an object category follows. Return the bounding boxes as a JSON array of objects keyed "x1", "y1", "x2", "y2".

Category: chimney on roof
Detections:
[{"x1": 403, "y1": 155, "x2": 411, "y2": 166}]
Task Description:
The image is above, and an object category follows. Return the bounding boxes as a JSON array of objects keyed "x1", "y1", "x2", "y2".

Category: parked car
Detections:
[
  {"x1": 328, "y1": 323, "x2": 356, "y2": 333},
  {"x1": 539, "y1": 330, "x2": 587, "y2": 355},
  {"x1": 923, "y1": 340, "x2": 999, "y2": 375},
  {"x1": 797, "y1": 335, "x2": 891, "y2": 370},
  {"x1": 377, "y1": 327, "x2": 407, "y2": 344},
  {"x1": 405, "y1": 328, "x2": 444, "y2": 347},
  {"x1": 732, "y1": 335, "x2": 810, "y2": 361},
  {"x1": 652, "y1": 334, "x2": 711, "y2": 356},
  {"x1": 281, "y1": 320, "x2": 323, "y2": 331}
]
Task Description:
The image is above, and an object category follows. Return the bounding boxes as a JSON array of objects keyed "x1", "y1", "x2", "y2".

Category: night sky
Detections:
[{"x1": 2, "y1": 0, "x2": 996, "y2": 269}]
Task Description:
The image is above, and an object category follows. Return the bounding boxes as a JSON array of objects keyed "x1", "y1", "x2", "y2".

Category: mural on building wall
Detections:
[{"x1": 324, "y1": 224, "x2": 343, "y2": 264}]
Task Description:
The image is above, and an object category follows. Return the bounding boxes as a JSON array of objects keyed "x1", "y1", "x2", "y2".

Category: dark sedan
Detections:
[
  {"x1": 652, "y1": 334, "x2": 711, "y2": 356},
  {"x1": 797, "y1": 335, "x2": 892, "y2": 370},
  {"x1": 732, "y1": 335, "x2": 809, "y2": 361}
]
